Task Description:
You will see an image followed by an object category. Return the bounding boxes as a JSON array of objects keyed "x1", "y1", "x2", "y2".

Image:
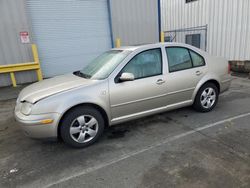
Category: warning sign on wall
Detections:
[{"x1": 20, "y1": 31, "x2": 30, "y2": 43}]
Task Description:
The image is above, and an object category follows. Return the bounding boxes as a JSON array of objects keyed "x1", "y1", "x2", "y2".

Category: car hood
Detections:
[{"x1": 18, "y1": 73, "x2": 97, "y2": 104}]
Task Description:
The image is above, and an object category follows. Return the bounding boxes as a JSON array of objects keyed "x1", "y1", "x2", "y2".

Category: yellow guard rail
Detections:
[{"x1": 0, "y1": 44, "x2": 43, "y2": 87}]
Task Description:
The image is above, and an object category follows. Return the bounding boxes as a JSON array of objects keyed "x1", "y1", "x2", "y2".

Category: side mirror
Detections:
[{"x1": 119, "y1": 72, "x2": 135, "y2": 82}]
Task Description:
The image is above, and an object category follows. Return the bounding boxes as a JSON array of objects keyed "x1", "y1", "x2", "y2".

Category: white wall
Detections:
[{"x1": 161, "y1": 0, "x2": 250, "y2": 61}]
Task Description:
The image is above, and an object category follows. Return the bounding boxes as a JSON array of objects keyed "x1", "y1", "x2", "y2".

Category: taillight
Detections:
[{"x1": 228, "y1": 63, "x2": 231, "y2": 74}]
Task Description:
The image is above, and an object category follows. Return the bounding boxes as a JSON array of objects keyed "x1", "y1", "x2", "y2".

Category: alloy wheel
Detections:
[
  {"x1": 200, "y1": 87, "x2": 216, "y2": 109},
  {"x1": 69, "y1": 115, "x2": 99, "y2": 143}
]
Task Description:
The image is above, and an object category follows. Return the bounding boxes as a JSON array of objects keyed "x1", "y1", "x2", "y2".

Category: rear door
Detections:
[{"x1": 164, "y1": 47, "x2": 207, "y2": 105}]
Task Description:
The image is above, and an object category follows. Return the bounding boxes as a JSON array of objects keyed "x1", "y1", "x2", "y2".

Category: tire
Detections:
[
  {"x1": 60, "y1": 106, "x2": 105, "y2": 148},
  {"x1": 193, "y1": 82, "x2": 219, "y2": 112}
]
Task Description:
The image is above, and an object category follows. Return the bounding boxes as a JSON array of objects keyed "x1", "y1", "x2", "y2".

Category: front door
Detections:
[{"x1": 109, "y1": 48, "x2": 167, "y2": 122}]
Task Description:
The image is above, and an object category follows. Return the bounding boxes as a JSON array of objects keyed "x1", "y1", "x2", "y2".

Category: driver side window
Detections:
[{"x1": 121, "y1": 48, "x2": 162, "y2": 79}]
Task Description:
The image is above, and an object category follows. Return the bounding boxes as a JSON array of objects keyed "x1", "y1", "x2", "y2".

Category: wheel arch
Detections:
[
  {"x1": 57, "y1": 103, "x2": 109, "y2": 139},
  {"x1": 206, "y1": 79, "x2": 220, "y2": 93},
  {"x1": 192, "y1": 79, "x2": 221, "y2": 102}
]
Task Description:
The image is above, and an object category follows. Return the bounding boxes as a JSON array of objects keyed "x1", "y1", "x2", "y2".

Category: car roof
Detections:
[
  {"x1": 113, "y1": 42, "x2": 192, "y2": 51},
  {"x1": 112, "y1": 42, "x2": 207, "y2": 57}
]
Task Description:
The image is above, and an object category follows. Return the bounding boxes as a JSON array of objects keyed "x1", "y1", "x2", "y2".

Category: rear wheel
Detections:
[
  {"x1": 193, "y1": 83, "x2": 219, "y2": 112},
  {"x1": 60, "y1": 106, "x2": 105, "y2": 148}
]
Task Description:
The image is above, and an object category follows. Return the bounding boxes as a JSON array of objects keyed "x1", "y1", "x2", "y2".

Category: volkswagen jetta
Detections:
[{"x1": 15, "y1": 43, "x2": 232, "y2": 148}]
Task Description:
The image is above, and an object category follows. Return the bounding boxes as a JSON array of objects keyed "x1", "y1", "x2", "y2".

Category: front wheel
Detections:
[
  {"x1": 60, "y1": 106, "x2": 105, "y2": 148},
  {"x1": 193, "y1": 83, "x2": 219, "y2": 112}
]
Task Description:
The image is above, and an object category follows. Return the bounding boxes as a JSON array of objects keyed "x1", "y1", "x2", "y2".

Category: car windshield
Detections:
[{"x1": 75, "y1": 50, "x2": 131, "y2": 80}]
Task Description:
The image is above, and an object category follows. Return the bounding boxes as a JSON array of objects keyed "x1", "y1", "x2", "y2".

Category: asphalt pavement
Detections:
[{"x1": 0, "y1": 76, "x2": 250, "y2": 188}]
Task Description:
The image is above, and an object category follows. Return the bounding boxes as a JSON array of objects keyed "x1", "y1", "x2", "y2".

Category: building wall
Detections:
[
  {"x1": 0, "y1": 0, "x2": 37, "y2": 87},
  {"x1": 161, "y1": 0, "x2": 250, "y2": 61},
  {"x1": 110, "y1": 0, "x2": 160, "y2": 46},
  {"x1": 26, "y1": 0, "x2": 112, "y2": 78},
  {"x1": 0, "y1": 0, "x2": 161, "y2": 87}
]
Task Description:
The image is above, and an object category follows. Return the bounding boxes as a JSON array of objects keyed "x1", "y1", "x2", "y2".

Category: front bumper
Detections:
[{"x1": 14, "y1": 110, "x2": 61, "y2": 139}]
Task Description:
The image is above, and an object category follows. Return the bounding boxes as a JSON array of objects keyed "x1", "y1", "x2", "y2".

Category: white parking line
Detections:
[{"x1": 45, "y1": 112, "x2": 250, "y2": 188}]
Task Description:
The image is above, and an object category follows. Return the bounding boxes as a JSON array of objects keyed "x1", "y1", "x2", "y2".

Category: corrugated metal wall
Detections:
[
  {"x1": 0, "y1": 0, "x2": 37, "y2": 87},
  {"x1": 110, "y1": 0, "x2": 160, "y2": 46},
  {"x1": 26, "y1": 0, "x2": 112, "y2": 78},
  {"x1": 161, "y1": 0, "x2": 250, "y2": 61}
]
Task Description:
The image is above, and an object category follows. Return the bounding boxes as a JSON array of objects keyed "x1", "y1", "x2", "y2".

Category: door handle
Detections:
[
  {"x1": 156, "y1": 79, "x2": 165, "y2": 85},
  {"x1": 196, "y1": 71, "x2": 202, "y2": 76}
]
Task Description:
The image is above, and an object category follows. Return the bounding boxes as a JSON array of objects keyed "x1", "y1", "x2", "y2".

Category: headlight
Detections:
[{"x1": 21, "y1": 102, "x2": 33, "y2": 115}]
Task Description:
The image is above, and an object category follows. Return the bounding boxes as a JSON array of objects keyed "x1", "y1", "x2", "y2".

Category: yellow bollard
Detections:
[
  {"x1": 10, "y1": 72, "x2": 17, "y2": 87},
  {"x1": 115, "y1": 38, "x2": 121, "y2": 48},
  {"x1": 160, "y1": 32, "x2": 165, "y2": 43},
  {"x1": 31, "y1": 44, "x2": 43, "y2": 81}
]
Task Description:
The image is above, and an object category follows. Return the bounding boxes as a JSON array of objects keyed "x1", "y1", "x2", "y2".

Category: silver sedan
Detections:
[{"x1": 15, "y1": 43, "x2": 232, "y2": 148}]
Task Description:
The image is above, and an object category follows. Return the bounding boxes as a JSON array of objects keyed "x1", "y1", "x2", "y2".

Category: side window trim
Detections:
[
  {"x1": 115, "y1": 48, "x2": 163, "y2": 83},
  {"x1": 188, "y1": 49, "x2": 194, "y2": 67},
  {"x1": 165, "y1": 46, "x2": 206, "y2": 73}
]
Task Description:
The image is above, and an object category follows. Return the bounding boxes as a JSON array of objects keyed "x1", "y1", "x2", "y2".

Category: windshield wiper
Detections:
[{"x1": 73, "y1": 71, "x2": 91, "y2": 79}]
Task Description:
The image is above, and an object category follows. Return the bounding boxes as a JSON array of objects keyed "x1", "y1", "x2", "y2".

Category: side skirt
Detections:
[{"x1": 110, "y1": 100, "x2": 193, "y2": 126}]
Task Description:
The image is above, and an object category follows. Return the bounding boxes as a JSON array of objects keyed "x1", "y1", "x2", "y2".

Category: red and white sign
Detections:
[{"x1": 20, "y1": 31, "x2": 30, "y2": 43}]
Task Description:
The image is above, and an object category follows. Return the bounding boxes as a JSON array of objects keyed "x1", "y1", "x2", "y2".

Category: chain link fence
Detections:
[{"x1": 164, "y1": 25, "x2": 208, "y2": 51}]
